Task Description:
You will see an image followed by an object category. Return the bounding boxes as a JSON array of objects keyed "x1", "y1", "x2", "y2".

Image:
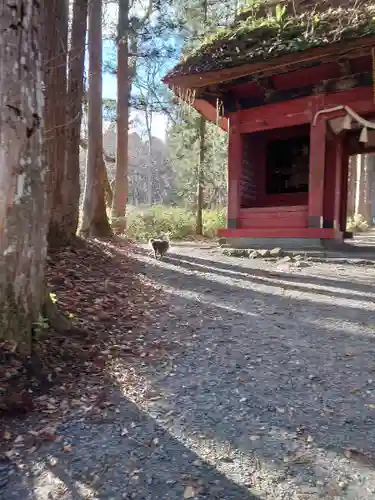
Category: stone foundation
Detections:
[{"x1": 220, "y1": 237, "x2": 328, "y2": 251}]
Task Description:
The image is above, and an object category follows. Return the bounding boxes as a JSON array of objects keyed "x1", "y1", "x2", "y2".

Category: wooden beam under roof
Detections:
[{"x1": 217, "y1": 71, "x2": 373, "y2": 114}]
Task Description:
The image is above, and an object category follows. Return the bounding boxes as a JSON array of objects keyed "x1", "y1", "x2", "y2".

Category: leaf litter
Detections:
[{"x1": 0, "y1": 237, "x2": 170, "y2": 458}]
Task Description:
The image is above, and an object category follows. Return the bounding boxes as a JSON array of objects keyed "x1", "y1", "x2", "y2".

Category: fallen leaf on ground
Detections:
[
  {"x1": 343, "y1": 448, "x2": 374, "y2": 465},
  {"x1": 184, "y1": 486, "x2": 196, "y2": 499}
]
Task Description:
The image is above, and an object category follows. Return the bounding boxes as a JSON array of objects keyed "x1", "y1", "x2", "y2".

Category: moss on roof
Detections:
[{"x1": 166, "y1": 3, "x2": 375, "y2": 80}]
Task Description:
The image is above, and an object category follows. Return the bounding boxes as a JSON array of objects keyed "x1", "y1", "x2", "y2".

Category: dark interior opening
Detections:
[{"x1": 266, "y1": 134, "x2": 310, "y2": 195}]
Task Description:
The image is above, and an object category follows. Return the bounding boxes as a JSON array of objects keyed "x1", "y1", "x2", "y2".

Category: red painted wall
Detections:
[
  {"x1": 240, "y1": 125, "x2": 310, "y2": 209},
  {"x1": 240, "y1": 133, "x2": 264, "y2": 208},
  {"x1": 227, "y1": 86, "x2": 375, "y2": 237},
  {"x1": 239, "y1": 206, "x2": 308, "y2": 229}
]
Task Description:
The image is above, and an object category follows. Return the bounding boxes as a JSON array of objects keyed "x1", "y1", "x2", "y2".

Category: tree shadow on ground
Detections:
[
  {"x1": 0, "y1": 239, "x2": 262, "y2": 500},
  {"x1": 163, "y1": 251, "x2": 375, "y2": 297},
  {"x1": 131, "y1": 251, "x2": 375, "y2": 489},
  {"x1": 2, "y1": 388, "x2": 261, "y2": 500},
  {"x1": 155, "y1": 254, "x2": 375, "y2": 326},
  {"x1": 2, "y1": 240, "x2": 375, "y2": 499},
  {"x1": 164, "y1": 254, "x2": 375, "y2": 302}
]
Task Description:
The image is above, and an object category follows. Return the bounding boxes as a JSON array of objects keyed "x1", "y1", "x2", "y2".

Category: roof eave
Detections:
[{"x1": 165, "y1": 35, "x2": 375, "y2": 91}]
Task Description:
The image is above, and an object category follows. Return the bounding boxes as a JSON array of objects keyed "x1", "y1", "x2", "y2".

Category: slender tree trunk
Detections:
[
  {"x1": 347, "y1": 155, "x2": 356, "y2": 218},
  {"x1": 0, "y1": 0, "x2": 48, "y2": 353},
  {"x1": 196, "y1": 0, "x2": 208, "y2": 236},
  {"x1": 41, "y1": 0, "x2": 69, "y2": 247},
  {"x1": 111, "y1": 0, "x2": 130, "y2": 233},
  {"x1": 81, "y1": 0, "x2": 112, "y2": 237},
  {"x1": 370, "y1": 155, "x2": 375, "y2": 226},
  {"x1": 147, "y1": 145, "x2": 153, "y2": 206},
  {"x1": 64, "y1": 0, "x2": 88, "y2": 236},
  {"x1": 196, "y1": 115, "x2": 206, "y2": 235},
  {"x1": 145, "y1": 110, "x2": 153, "y2": 205},
  {"x1": 361, "y1": 155, "x2": 372, "y2": 224},
  {"x1": 356, "y1": 155, "x2": 366, "y2": 216}
]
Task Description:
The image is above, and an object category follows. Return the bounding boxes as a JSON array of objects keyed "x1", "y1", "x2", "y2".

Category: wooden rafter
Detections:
[{"x1": 222, "y1": 71, "x2": 372, "y2": 114}]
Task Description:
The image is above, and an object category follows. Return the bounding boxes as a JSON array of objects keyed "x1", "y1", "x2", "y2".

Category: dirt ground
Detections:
[{"x1": 1, "y1": 240, "x2": 375, "y2": 499}]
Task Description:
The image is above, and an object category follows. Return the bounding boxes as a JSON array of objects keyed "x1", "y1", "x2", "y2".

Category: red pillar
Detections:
[
  {"x1": 323, "y1": 134, "x2": 336, "y2": 229},
  {"x1": 333, "y1": 137, "x2": 343, "y2": 235},
  {"x1": 339, "y1": 142, "x2": 349, "y2": 233},
  {"x1": 308, "y1": 109, "x2": 326, "y2": 229},
  {"x1": 227, "y1": 115, "x2": 242, "y2": 229}
]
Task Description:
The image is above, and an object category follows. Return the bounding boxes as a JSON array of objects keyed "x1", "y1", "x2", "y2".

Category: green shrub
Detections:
[
  {"x1": 126, "y1": 205, "x2": 195, "y2": 241},
  {"x1": 203, "y1": 208, "x2": 227, "y2": 238},
  {"x1": 125, "y1": 205, "x2": 226, "y2": 241},
  {"x1": 346, "y1": 214, "x2": 370, "y2": 233}
]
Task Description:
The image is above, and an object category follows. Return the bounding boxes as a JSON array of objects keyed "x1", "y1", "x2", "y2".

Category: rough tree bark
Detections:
[
  {"x1": 103, "y1": 161, "x2": 113, "y2": 207},
  {"x1": 111, "y1": 0, "x2": 152, "y2": 230},
  {"x1": 81, "y1": 0, "x2": 112, "y2": 237},
  {"x1": 0, "y1": 0, "x2": 48, "y2": 353},
  {"x1": 79, "y1": 138, "x2": 114, "y2": 207},
  {"x1": 64, "y1": 0, "x2": 88, "y2": 236},
  {"x1": 41, "y1": 0, "x2": 69, "y2": 247},
  {"x1": 111, "y1": 0, "x2": 130, "y2": 233}
]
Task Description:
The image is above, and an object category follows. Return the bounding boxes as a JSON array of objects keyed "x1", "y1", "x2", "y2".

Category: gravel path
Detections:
[{"x1": 2, "y1": 244, "x2": 375, "y2": 499}]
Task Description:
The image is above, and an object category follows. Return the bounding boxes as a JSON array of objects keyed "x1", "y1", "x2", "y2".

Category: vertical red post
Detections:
[
  {"x1": 308, "y1": 104, "x2": 326, "y2": 228},
  {"x1": 323, "y1": 134, "x2": 336, "y2": 229},
  {"x1": 334, "y1": 136, "x2": 344, "y2": 238},
  {"x1": 256, "y1": 136, "x2": 266, "y2": 205},
  {"x1": 227, "y1": 115, "x2": 243, "y2": 229},
  {"x1": 339, "y1": 142, "x2": 349, "y2": 233}
]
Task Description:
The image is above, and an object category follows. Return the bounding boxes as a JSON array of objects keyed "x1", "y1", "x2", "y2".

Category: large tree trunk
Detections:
[
  {"x1": 64, "y1": 0, "x2": 88, "y2": 237},
  {"x1": 0, "y1": 0, "x2": 48, "y2": 353},
  {"x1": 79, "y1": 138, "x2": 113, "y2": 206},
  {"x1": 42, "y1": 0, "x2": 69, "y2": 247},
  {"x1": 81, "y1": 0, "x2": 112, "y2": 237},
  {"x1": 111, "y1": 0, "x2": 130, "y2": 233},
  {"x1": 103, "y1": 161, "x2": 114, "y2": 207}
]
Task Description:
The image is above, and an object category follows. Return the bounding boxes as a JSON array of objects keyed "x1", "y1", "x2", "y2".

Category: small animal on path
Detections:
[{"x1": 148, "y1": 233, "x2": 170, "y2": 259}]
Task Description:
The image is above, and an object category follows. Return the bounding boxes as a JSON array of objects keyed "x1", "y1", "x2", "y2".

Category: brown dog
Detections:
[{"x1": 148, "y1": 233, "x2": 170, "y2": 259}]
